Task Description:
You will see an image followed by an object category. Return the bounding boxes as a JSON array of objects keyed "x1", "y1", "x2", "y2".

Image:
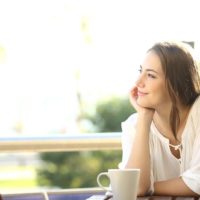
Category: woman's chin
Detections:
[{"x1": 137, "y1": 99, "x2": 152, "y2": 108}]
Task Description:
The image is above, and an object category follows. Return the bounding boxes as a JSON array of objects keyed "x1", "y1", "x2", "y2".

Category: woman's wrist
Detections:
[{"x1": 137, "y1": 112, "x2": 153, "y2": 127}]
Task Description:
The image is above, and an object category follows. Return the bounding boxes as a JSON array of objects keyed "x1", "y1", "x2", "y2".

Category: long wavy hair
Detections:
[{"x1": 148, "y1": 41, "x2": 200, "y2": 139}]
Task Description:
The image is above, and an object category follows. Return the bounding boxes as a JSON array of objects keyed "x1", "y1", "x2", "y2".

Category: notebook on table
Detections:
[{"x1": 86, "y1": 195, "x2": 113, "y2": 200}]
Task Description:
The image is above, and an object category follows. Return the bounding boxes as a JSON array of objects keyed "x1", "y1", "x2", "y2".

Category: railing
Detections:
[
  {"x1": 0, "y1": 132, "x2": 122, "y2": 152},
  {"x1": 0, "y1": 133, "x2": 122, "y2": 198}
]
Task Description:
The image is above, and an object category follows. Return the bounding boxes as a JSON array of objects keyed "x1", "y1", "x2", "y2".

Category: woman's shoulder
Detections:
[
  {"x1": 193, "y1": 95, "x2": 200, "y2": 106},
  {"x1": 121, "y1": 113, "x2": 138, "y2": 133},
  {"x1": 186, "y1": 95, "x2": 200, "y2": 132},
  {"x1": 190, "y1": 95, "x2": 200, "y2": 116},
  {"x1": 122, "y1": 113, "x2": 138, "y2": 125}
]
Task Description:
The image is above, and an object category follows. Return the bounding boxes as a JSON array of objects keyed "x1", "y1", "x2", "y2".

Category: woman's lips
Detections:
[{"x1": 137, "y1": 91, "x2": 147, "y2": 96}]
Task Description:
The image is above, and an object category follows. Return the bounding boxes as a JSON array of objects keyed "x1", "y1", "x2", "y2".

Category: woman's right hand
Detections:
[{"x1": 129, "y1": 86, "x2": 155, "y2": 122}]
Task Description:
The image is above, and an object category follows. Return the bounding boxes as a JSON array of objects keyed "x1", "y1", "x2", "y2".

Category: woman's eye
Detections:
[{"x1": 148, "y1": 73, "x2": 156, "y2": 79}]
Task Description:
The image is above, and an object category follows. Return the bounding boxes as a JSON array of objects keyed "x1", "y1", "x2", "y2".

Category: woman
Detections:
[{"x1": 120, "y1": 41, "x2": 200, "y2": 196}]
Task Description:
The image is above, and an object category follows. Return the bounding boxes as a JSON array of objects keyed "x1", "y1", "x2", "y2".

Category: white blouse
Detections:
[{"x1": 119, "y1": 96, "x2": 200, "y2": 195}]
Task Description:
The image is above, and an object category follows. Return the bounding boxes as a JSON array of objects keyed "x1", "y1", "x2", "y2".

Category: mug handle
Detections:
[{"x1": 97, "y1": 172, "x2": 111, "y2": 191}]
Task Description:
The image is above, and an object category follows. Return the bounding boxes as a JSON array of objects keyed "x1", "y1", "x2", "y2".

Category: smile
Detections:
[{"x1": 137, "y1": 91, "x2": 148, "y2": 96}]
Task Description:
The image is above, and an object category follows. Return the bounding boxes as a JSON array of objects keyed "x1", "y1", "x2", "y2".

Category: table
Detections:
[
  {"x1": 0, "y1": 189, "x2": 199, "y2": 200},
  {"x1": 86, "y1": 196, "x2": 199, "y2": 200}
]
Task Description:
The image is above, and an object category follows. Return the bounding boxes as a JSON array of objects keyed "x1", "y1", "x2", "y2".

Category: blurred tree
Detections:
[
  {"x1": 89, "y1": 96, "x2": 135, "y2": 132},
  {"x1": 37, "y1": 150, "x2": 121, "y2": 188},
  {"x1": 37, "y1": 96, "x2": 135, "y2": 188}
]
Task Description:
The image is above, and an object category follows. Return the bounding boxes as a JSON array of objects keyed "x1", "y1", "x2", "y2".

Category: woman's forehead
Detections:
[{"x1": 141, "y1": 51, "x2": 163, "y2": 74}]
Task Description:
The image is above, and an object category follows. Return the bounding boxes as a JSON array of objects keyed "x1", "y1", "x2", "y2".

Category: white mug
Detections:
[{"x1": 97, "y1": 169, "x2": 140, "y2": 200}]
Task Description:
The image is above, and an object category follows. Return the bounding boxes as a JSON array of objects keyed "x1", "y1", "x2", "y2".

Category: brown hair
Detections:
[{"x1": 148, "y1": 41, "x2": 200, "y2": 139}]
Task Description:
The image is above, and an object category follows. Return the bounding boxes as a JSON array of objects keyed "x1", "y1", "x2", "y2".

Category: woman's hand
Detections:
[
  {"x1": 129, "y1": 86, "x2": 141, "y2": 112},
  {"x1": 129, "y1": 86, "x2": 155, "y2": 122}
]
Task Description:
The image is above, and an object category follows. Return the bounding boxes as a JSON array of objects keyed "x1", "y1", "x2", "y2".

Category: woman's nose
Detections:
[{"x1": 135, "y1": 74, "x2": 145, "y2": 88}]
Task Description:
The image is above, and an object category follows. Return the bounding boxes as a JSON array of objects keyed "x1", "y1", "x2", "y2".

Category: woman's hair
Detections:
[{"x1": 148, "y1": 41, "x2": 200, "y2": 139}]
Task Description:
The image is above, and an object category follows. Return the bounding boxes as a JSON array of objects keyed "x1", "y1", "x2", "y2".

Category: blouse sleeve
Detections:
[
  {"x1": 118, "y1": 113, "x2": 137, "y2": 169},
  {"x1": 118, "y1": 113, "x2": 155, "y2": 195},
  {"x1": 181, "y1": 139, "x2": 200, "y2": 194},
  {"x1": 181, "y1": 96, "x2": 200, "y2": 195},
  {"x1": 181, "y1": 125, "x2": 200, "y2": 195}
]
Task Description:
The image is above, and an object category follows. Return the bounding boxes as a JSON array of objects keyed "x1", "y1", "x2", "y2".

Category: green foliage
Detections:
[
  {"x1": 37, "y1": 151, "x2": 121, "y2": 188},
  {"x1": 89, "y1": 96, "x2": 135, "y2": 132},
  {"x1": 37, "y1": 96, "x2": 135, "y2": 189}
]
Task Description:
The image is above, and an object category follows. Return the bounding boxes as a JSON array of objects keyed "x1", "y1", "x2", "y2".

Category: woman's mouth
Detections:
[{"x1": 137, "y1": 91, "x2": 147, "y2": 96}]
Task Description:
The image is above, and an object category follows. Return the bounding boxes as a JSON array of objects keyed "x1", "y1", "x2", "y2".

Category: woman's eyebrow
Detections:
[
  {"x1": 146, "y1": 69, "x2": 159, "y2": 74},
  {"x1": 140, "y1": 65, "x2": 159, "y2": 74}
]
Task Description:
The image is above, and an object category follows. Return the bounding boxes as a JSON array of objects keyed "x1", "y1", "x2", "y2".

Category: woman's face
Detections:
[{"x1": 135, "y1": 50, "x2": 171, "y2": 109}]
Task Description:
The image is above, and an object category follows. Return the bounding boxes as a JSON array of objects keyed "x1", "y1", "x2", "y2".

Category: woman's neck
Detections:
[{"x1": 153, "y1": 104, "x2": 190, "y2": 144}]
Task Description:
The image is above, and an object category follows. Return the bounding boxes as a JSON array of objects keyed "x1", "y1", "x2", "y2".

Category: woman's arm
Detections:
[
  {"x1": 154, "y1": 177, "x2": 199, "y2": 197},
  {"x1": 125, "y1": 114, "x2": 151, "y2": 195},
  {"x1": 125, "y1": 87, "x2": 154, "y2": 195}
]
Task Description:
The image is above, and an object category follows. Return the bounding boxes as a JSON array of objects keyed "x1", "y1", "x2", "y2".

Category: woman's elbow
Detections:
[
  {"x1": 137, "y1": 185, "x2": 150, "y2": 196},
  {"x1": 137, "y1": 189, "x2": 146, "y2": 197}
]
